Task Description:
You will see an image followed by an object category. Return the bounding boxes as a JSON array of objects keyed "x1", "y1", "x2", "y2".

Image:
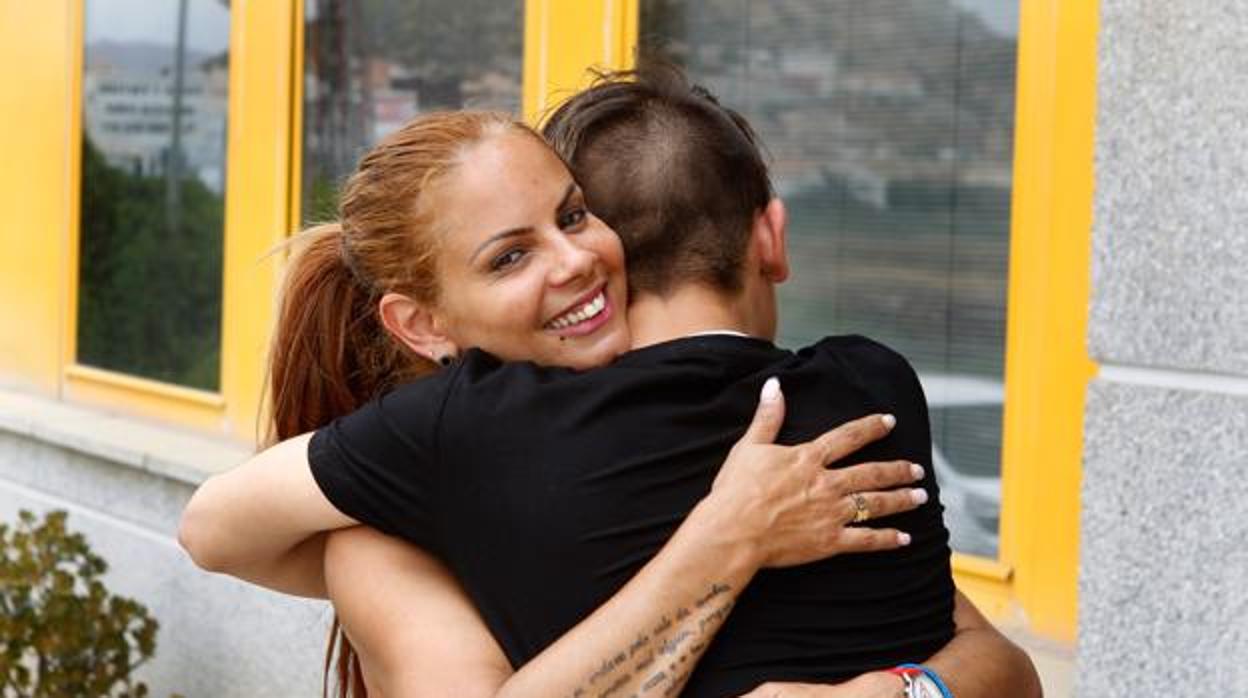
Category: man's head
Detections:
[{"x1": 542, "y1": 62, "x2": 785, "y2": 302}]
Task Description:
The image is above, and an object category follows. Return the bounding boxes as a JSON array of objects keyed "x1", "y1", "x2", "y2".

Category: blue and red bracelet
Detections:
[{"x1": 888, "y1": 663, "x2": 953, "y2": 698}]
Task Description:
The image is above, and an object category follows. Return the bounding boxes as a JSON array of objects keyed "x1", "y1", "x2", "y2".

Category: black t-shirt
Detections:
[{"x1": 310, "y1": 335, "x2": 954, "y2": 696}]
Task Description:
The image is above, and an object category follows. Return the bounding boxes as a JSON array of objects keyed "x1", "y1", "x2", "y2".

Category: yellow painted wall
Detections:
[
  {"x1": 996, "y1": 0, "x2": 1099, "y2": 642},
  {"x1": 215, "y1": 0, "x2": 299, "y2": 441},
  {"x1": 523, "y1": 0, "x2": 637, "y2": 125},
  {"x1": 0, "y1": 2, "x2": 74, "y2": 396}
]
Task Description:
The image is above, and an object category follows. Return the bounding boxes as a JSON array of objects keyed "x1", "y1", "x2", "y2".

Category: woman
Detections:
[{"x1": 181, "y1": 110, "x2": 1037, "y2": 697}]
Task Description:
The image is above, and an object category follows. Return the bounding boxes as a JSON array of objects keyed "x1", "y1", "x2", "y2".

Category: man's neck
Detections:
[{"x1": 626, "y1": 284, "x2": 769, "y2": 350}]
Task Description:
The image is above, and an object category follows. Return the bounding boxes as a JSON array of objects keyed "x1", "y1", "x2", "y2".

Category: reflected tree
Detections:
[{"x1": 77, "y1": 136, "x2": 223, "y2": 390}]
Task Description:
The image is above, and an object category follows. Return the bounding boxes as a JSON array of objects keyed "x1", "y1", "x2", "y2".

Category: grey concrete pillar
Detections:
[{"x1": 1080, "y1": 2, "x2": 1248, "y2": 695}]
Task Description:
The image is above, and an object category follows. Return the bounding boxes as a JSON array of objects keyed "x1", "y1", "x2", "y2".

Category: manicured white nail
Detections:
[
  {"x1": 898, "y1": 532, "x2": 912, "y2": 546},
  {"x1": 911, "y1": 488, "x2": 928, "y2": 505},
  {"x1": 910, "y1": 463, "x2": 925, "y2": 480},
  {"x1": 761, "y1": 377, "x2": 781, "y2": 403},
  {"x1": 881, "y1": 414, "x2": 896, "y2": 429}
]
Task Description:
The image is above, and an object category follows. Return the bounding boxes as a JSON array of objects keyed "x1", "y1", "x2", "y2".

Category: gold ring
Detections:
[{"x1": 851, "y1": 493, "x2": 870, "y2": 523}]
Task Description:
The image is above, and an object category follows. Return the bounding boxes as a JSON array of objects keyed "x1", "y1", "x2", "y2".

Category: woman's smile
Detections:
[{"x1": 544, "y1": 285, "x2": 612, "y2": 335}]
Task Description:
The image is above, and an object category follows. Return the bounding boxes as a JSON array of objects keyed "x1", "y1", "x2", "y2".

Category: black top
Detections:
[{"x1": 310, "y1": 335, "x2": 954, "y2": 696}]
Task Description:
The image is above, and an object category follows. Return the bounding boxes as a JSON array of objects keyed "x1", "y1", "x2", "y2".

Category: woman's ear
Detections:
[
  {"x1": 754, "y1": 197, "x2": 790, "y2": 283},
  {"x1": 378, "y1": 292, "x2": 460, "y2": 363}
]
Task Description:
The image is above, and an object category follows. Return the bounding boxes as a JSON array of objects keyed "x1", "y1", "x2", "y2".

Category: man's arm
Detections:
[
  {"x1": 923, "y1": 591, "x2": 1043, "y2": 697},
  {"x1": 740, "y1": 592, "x2": 1043, "y2": 698}
]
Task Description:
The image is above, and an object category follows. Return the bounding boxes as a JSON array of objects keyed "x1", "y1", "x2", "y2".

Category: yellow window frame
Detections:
[
  {"x1": 522, "y1": 0, "x2": 639, "y2": 125},
  {"x1": 994, "y1": 0, "x2": 1098, "y2": 642},
  {"x1": 527, "y1": 0, "x2": 1099, "y2": 642},
  {"x1": 58, "y1": 0, "x2": 300, "y2": 440},
  {"x1": 0, "y1": 2, "x2": 77, "y2": 397}
]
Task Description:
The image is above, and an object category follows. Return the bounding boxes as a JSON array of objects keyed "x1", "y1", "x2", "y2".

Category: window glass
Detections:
[
  {"x1": 79, "y1": 0, "x2": 230, "y2": 390},
  {"x1": 301, "y1": 0, "x2": 524, "y2": 222},
  {"x1": 641, "y1": 0, "x2": 1019, "y2": 557}
]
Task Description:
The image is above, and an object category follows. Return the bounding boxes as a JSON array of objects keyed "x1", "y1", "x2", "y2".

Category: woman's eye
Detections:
[
  {"x1": 490, "y1": 248, "x2": 526, "y2": 271},
  {"x1": 558, "y1": 207, "x2": 588, "y2": 230}
]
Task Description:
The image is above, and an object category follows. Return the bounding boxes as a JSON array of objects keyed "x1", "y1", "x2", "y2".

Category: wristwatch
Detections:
[{"x1": 888, "y1": 666, "x2": 946, "y2": 698}]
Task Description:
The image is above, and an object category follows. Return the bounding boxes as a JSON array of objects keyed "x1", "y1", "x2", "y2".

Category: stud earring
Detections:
[{"x1": 438, "y1": 355, "x2": 454, "y2": 367}]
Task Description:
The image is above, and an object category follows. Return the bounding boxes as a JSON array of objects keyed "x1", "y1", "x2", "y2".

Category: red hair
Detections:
[{"x1": 266, "y1": 111, "x2": 537, "y2": 697}]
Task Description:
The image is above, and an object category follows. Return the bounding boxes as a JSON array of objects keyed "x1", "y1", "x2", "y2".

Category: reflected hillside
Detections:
[{"x1": 642, "y1": 0, "x2": 1017, "y2": 374}]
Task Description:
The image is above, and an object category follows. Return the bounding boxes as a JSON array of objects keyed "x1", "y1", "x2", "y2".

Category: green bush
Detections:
[{"x1": 0, "y1": 510, "x2": 170, "y2": 697}]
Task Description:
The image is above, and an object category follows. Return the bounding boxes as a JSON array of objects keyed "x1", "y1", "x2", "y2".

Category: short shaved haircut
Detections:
[{"x1": 542, "y1": 62, "x2": 773, "y2": 297}]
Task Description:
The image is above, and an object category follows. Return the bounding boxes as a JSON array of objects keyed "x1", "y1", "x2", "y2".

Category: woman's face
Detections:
[{"x1": 429, "y1": 130, "x2": 630, "y2": 370}]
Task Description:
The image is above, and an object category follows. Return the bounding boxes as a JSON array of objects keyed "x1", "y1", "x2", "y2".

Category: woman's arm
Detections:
[
  {"x1": 740, "y1": 592, "x2": 1044, "y2": 698},
  {"x1": 329, "y1": 382, "x2": 928, "y2": 698},
  {"x1": 178, "y1": 433, "x2": 357, "y2": 597}
]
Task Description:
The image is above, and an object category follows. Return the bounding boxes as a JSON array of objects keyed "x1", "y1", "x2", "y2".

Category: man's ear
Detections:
[
  {"x1": 378, "y1": 292, "x2": 460, "y2": 362},
  {"x1": 754, "y1": 197, "x2": 790, "y2": 283}
]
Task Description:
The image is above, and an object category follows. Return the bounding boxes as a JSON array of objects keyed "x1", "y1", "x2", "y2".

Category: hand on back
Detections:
[{"x1": 706, "y1": 377, "x2": 928, "y2": 569}]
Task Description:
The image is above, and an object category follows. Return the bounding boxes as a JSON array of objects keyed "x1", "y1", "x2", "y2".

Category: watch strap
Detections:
[{"x1": 889, "y1": 664, "x2": 953, "y2": 698}]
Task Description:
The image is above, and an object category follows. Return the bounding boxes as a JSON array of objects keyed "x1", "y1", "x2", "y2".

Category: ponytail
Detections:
[
  {"x1": 266, "y1": 223, "x2": 434, "y2": 446},
  {"x1": 323, "y1": 618, "x2": 367, "y2": 698},
  {"x1": 267, "y1": 224, "x2": 431, "y2": 698},
  {"x1": 263, "y1": 111, "x2": 533, "y2": 698}
]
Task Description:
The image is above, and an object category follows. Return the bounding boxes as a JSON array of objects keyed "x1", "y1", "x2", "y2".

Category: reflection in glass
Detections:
[
  {"x1": 78, "y1": 0, "x2": 230, "y2": 390},
  {"x1": 301, "y1": 0, "x2": 524, "y2": 223},
  {"x1": 641, "y1": 0, "x2": 1019, "y2": 557}
]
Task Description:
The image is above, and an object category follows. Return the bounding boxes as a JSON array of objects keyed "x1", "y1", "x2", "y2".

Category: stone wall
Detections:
[
  {"x1": 1079, "y1": 1, "x2": 1248, "y2": 694},
  {"x1": 0, "y1": 401, "x2": 329, "y2": 697}
]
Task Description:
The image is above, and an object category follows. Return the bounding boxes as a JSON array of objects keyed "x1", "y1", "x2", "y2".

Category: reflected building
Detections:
[
  {"x1": 83, "y1": 41, "x2": 228, "y2": 193},
  {"x1": 300, "y1": 0, "x2": 523, "y2": 221}
]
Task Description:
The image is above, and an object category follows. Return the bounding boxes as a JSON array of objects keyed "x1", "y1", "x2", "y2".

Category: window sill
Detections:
[{"x1": 0, "y1": 388, "x2": 250, "y2": 486}]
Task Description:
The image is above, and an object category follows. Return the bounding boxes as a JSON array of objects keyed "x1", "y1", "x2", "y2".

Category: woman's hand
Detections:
[
  {"x1": 700, "y1": 377, "x2": 928, "y2": 570},
  {"x1": 739, "y1": 673, "x2": 905, "y2": 698}
]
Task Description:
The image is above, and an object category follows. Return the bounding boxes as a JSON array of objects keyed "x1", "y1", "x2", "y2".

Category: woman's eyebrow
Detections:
[
  {"x1": 469, "y1": 226, "x2": 531, "y2": 264},
  {"x1": 468, "y1": 182, "x2": 579, "y2": 264}
]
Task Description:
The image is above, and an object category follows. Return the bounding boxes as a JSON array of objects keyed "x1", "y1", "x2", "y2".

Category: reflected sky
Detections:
[
  {"x1": 952, "y1": 0, "x2": 1018, "y2": 36},
  {"x1": 85, "y1": 0, "x2": 230, "y2": 52}
]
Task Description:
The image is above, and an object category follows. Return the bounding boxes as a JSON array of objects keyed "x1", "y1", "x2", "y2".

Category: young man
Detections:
[{"x1": 184, "y1": 66, "x2": 1040, "y2": 697}]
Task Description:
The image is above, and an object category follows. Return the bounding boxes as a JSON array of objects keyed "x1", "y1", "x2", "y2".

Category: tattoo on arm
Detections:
[{"x1": 566, "y1": 582, "x2": 736, "y2": 698}]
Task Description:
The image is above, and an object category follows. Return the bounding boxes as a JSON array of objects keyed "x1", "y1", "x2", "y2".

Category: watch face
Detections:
[
  {"x1": 901, "y1": 672, "x2": 943, "y2": 698},
  {"x1": 911, "y1": 674, "x2": 943, "y2": 698}
]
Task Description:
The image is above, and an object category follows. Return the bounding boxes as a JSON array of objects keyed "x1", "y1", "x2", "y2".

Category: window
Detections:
[
  {"x1": 78, "y1": 0, "x2": 231, "y2": 391},
  {"x1": 640, "y1": 0, "x2": 1019, "y2": 557},
  {"x1": 301, "y1": 0, "x2": 524, "y2": 223}
]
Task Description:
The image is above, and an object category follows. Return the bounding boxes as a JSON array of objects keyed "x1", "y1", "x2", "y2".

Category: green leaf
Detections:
[{"x1": 0, "y1": 510, "x2": 179, "y2": 696}]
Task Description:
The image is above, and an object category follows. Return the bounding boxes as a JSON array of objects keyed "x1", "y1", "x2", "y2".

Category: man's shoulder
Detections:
[
  {"x1": 370, "y1": 350, "x2": 559, "y2": 423},
  {"x1": 438, "y1": 337, "x2": 779, "y2": 419},
  {"x1": 438, "y1": 348, "x2": 607, "y2": 412},
  {"x1": 801, "y1": 334, "x2": 914, "y2": 370},
  {"x1": 793, "y1": 335, "x2": 924, "y2": 399},
  {"x1": 455, "y1": 335, "x2": 779, "y2": 382}
]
